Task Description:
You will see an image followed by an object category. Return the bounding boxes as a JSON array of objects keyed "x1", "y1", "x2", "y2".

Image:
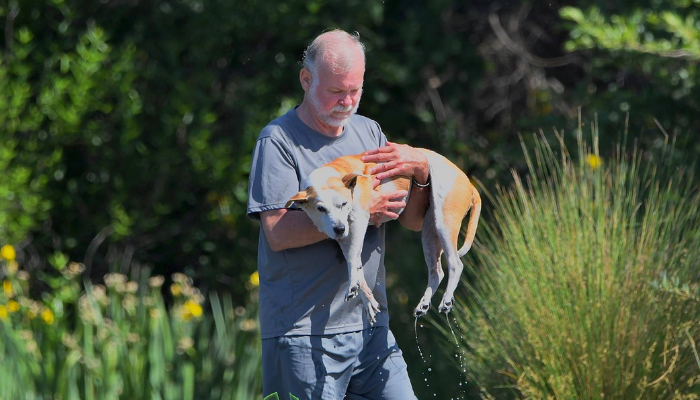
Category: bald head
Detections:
[{"x1": 302, "y1": 30, "x2": 366, "y2": 76}]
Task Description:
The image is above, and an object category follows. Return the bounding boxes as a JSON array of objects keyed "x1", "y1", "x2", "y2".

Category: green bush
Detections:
[
  {"x1": 449, "y1": 126, "x2": 700, "y2": 398},
  {"x1": 0, "y1": 249, "x2": 262, "y2": 400}
]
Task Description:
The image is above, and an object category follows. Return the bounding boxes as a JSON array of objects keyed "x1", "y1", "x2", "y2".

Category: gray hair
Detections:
[{"x1": 301, "y1": 29, "x2": 366, "y2": 76}]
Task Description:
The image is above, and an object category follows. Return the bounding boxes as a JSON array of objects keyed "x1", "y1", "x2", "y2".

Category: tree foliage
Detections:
[{"x1": 2, "y1": 1, "x2": 700, "y2": 398}]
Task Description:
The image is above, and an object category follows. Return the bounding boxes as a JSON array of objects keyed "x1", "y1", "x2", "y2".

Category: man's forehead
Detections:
[{"x1": 317, "y1": 62, "x2": 364, "y2": 81}]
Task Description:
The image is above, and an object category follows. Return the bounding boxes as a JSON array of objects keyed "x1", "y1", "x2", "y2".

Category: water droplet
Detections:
[{"x1": 428, "y1": 368, "x2": 432, "y2": 372}]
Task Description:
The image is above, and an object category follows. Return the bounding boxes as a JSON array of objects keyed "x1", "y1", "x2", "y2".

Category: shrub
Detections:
[
  {"x1": 0, "y1": 248, "x2": 261, "y2": 399},
  {"x1": 450, "y1": 127, "x2": 700, "y2": 399}
]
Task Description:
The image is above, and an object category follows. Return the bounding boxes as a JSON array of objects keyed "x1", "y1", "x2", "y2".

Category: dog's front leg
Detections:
[{"x1": 338, "y1": 211, "x2": 380, "y2": 325}]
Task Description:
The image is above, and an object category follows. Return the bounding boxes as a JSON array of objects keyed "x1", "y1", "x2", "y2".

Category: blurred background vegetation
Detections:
[{"x1": 1, "y1": 0, "x2": 700, "y2": 398}]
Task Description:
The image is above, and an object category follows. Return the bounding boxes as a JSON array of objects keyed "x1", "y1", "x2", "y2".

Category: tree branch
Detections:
[
  {"x1": 489, "y1": 12, "x2": 579, "y2": 68},
  {"x1": 4, "y1": 4, "x2": 19, "y2": 60}
]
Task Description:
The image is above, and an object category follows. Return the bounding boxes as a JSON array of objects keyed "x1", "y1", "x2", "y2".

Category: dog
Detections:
[{"x1": 285, "y1": 149, "x2": 481, "y2": 324}]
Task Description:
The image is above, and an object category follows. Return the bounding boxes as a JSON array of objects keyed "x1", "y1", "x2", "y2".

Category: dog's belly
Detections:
[{"x1": 375, "y1": 176, "x2": 411, "y2": 223}]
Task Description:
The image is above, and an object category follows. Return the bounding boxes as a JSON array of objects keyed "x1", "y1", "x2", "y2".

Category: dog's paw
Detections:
[
  {"x1": 438, "y1": 297, "x2": 454, "y2": 314},
  {"x1": 364, "y1": 298, "x2": 381, "y2": 325},
  {"x1": 345, "y1": 281, "x2": 360, "y2": 301},
  {"x1": 413, "y1": 301, "x2": 430, "y2": 317}
]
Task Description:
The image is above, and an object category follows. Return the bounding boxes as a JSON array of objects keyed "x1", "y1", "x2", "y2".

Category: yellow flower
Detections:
[
  {"x1": 0, "y1": 305, "x2": 7, "y2": 320},
  {"x1": 182, "y1": 300, "x2": 203, "y2": 321},
  {"x1": 6, "y1": 260, "x2": 18, "y2": 274},
  {"x1": 2, "y1": 280, "x2": 13, "y2": 298},
  {"x1": 41, "y1": 308, "x2": 54, "y2": 325},
  {"x1": 587, "y1": 154, "x2": 602, "y2": 169},
  {"x1": 170, "y1": 283, "x2": 182, "y2": 296},
  {"x1": 249, "y1": 271, "x2": 260, "y2": 287},
  {"x1": 7, "y1": 300, "x2": 19, "y2": 313},
  {"x1": 1, "y1": 245, "x2": 15, "y2": 261}
]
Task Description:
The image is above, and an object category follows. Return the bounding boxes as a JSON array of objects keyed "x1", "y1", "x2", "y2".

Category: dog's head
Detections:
[{"x1": 286, "y1": 168, "x2": 359, "y2": 240}]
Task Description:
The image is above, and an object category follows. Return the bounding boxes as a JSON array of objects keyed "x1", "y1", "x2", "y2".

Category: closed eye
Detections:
[
  {"x1": 317, "y1": 205, "x2": 328, "y2": 213},
  {"x1": 341, "y1": 201, "x2": 348, "y2": 208}
]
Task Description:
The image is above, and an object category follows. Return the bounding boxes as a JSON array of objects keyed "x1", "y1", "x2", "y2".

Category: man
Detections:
[{"x1": 247, "y1": 29, "x2": 430, "y2": 400}]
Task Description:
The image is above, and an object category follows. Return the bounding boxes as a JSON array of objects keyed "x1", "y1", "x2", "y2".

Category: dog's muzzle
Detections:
[{"x1": 333, "y1": 223, "x2": 346, "y2": 236}]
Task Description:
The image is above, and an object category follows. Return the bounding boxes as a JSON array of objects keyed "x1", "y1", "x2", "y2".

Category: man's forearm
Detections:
[
  {"x1": 260, "y1": 209, "x2": 328, "y2": 252},
  {"x1": 398, "y1": 182, "x2": 430, "y2": 231}
]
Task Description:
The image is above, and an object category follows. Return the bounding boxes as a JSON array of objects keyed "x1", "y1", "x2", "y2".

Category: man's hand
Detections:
[
  {"x1": 362, "y1": 141, "x2": 431, "y2": 231},
  {"x1": 369, "y1": 190, "x2": 408, "y2": 226},
  {"x1": 361, "y1": 141, "x2": 430, "y2": 185}
]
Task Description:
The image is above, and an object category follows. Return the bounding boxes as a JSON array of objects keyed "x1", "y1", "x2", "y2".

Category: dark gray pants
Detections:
[{"x1": 262, "y1": 327, "x2": 417, "y2": 400}]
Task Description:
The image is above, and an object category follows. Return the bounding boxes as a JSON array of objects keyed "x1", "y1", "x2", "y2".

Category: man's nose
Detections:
[
  {"x1": 333, "y1": 224, "x2": 346, "y2": 235},
  {"x1": 339, "y1": 94, "x2": 352, "y2": 106}
]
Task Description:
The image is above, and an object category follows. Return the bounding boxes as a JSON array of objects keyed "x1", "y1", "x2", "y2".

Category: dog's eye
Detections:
[
  {"x1": 317, "y1": 205, "x2": 328, "y2": 213},
  {"x1": 341, "y1": 201, "x2": 348, "y2": 208}
]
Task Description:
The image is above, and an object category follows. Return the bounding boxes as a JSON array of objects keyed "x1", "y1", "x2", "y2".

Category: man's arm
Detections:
[
  {"x1": 259, "y1": 208, "x2": 328, "y2": 252},
  {"x1": 362, "y1": 142, "x2": 430, "y2": 231},
  {"x1": 260, "y1": 190, "x2": 414, "y2": 251},
  {"x1": 397, "y1": 177, "x2": 430, "y2": 231}
]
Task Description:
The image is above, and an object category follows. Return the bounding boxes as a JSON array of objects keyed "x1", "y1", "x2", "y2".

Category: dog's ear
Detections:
[
  {"x1": 342, "y1": 173, "x2": 359, "y2": 189},
  {"x1": 285, "y1": 191, "x2": 308, "y2": 208}
]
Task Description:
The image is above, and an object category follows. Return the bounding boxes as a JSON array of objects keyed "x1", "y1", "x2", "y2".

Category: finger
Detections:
[
  {"x1": 384, "y1": 211, "x2": 400, "y2": 220},
  {"x1": 381, "y1": 192, "x2": 407, "y2": 203},
  {"x1": 372, "y1": 177, "x2": 381, "y2": 189},
  {"x1": 362, "y1": 146, "x2": 395, "y2": 161},
  {"x1": 363, "y1": 153, "x2": 398, "y2": 164},
  {"x1": 374, "y1": 167, "x2": 406, "y2": 180},
  {"x1": 368, "y1": 161, "x2": 398, "y2": 175},
  {"x1": 364, "y1": 146, "x2": 395, "y2": 155},
  {"x1": 386, "y1": 201, "x2": 407, "y2": 209},
  {"x1": 387, "y1": 190, "x2": 408, "y2": 199}
]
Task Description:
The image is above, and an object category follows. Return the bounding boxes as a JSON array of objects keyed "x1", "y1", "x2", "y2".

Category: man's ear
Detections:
[
  {"x1": 342, "y1": 173, "x2": 359, "y2": 190},
  {"x1": 285, "y1": 191, "x2": 308, "y2": 208},
  {"x1": 300, "y1": 68, "x2": 312, "y2": 91}
]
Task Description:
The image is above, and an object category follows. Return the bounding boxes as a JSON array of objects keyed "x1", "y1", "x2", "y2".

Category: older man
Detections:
[{"x1": 247, "y1": 29, "x2": 429, "y2": 400}]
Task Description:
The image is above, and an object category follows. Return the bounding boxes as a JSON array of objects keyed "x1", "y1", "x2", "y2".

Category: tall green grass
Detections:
[
  {"x1": 0, "y1": 257, "x2": 262, "y2": 400},
  {"x1": 450, "y1": 125, "x2": 700, "y2": 399}
]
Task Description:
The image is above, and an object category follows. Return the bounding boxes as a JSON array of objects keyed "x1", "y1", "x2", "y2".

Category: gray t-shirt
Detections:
[{"x1": 247, "y1": 107, "x2": 389, "y2": 339}]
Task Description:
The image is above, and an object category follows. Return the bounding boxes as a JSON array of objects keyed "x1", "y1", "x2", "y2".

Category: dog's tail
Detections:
[{"x1": 458, "y1": 189, "x2": 481, "y2": 258}]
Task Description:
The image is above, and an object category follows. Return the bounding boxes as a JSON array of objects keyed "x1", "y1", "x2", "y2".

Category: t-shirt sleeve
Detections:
[
  {"x1": 374, "y1": 120, "x2": 388, "y2": 148},
  {"x1": 247, "y1": 136, "x2": 299, "y2": 220}
]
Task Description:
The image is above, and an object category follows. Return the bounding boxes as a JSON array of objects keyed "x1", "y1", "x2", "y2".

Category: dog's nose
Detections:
[{"x1": 333, "y1": 224, "x2": 346, "y2": 235}]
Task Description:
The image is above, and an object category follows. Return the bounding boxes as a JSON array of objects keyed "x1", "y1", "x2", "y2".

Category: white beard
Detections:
[{"x1": 309, "y1": 82, "x2": 361, "y2": 128}]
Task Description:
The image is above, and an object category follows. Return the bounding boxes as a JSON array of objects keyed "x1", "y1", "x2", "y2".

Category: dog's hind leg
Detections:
[
  {"x1": 438, "y1": 217, "x2": 465, "y2": 314},
  {"x1": 414, "y1": 208, "x2": 444, "y2": 317}
]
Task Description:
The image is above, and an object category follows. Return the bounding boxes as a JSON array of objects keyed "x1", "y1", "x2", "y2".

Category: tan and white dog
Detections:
[{"x1": 285, "y1": 149, "x2": 481, "y2": 324}]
